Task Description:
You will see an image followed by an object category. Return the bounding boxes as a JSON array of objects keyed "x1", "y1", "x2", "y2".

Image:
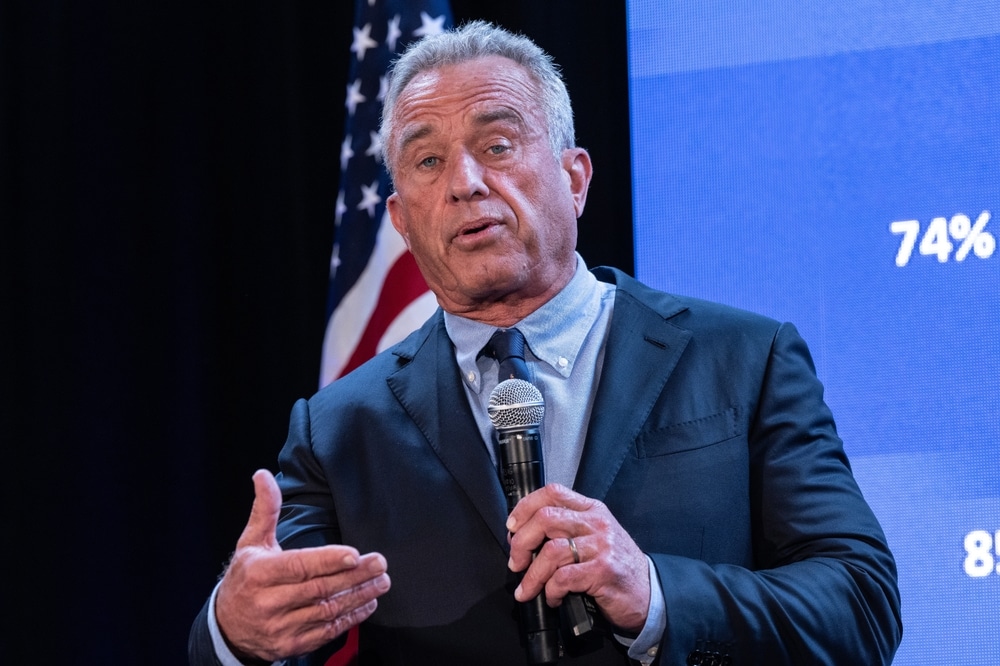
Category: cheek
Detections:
[
  {"x1": 393, "y1": 198, "x2": 437, "y2": 245},
  {"x1": 404, "y1": 223, "x2": 437, "y2": 258}
]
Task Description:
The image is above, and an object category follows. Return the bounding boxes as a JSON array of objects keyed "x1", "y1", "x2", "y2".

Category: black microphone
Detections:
[
  {"x1": 488, "y1": 379, "x2": 600, "y2": 664},
  {"x1": 489, "y1": 378, "x2": 561, "y2": 664}
]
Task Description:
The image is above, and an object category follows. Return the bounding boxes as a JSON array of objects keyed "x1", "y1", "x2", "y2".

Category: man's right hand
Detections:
[{"x1": 215, "y1": 469, "x2": 390, "y2": 663}]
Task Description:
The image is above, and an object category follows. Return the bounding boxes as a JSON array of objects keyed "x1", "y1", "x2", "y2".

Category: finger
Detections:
[
  {"x1": 313, "y1": 566, "x2": 391, "y2": 622},
  {"x1": 236, "y1": 469, "x2": 283, "y2": 550},
  {"x1": 508, "y1": 505, "x2": 594, "y2": 571},
  {"x1": 294, "y1": 551, "x2": 388, "y2": 598},
  {"x1": 514, "y1": 537, "x2": 584, "y2": 602},
  {"x1": 276, "y1": 594, "x2": 382, "y2": 660},
  {"x1": 506, "y1": 483, "x2": 597, "y2": 533},
  {"x1": 248, "y1": 545, "x2": 376, "y2": 593}
]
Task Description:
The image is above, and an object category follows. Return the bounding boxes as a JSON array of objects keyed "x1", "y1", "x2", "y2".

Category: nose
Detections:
[{"x1": 448, "y1": 150, "x2": 489, "y2": 202}]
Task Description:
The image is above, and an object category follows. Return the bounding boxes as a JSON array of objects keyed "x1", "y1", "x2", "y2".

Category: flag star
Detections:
[
  {"x1": 367, "y1": 0, "x2": 376, "y2": 6},
  {"x1": 377, "y1": 74, "x2": 390, "y2": 102},
  {"x1": 345, "y1": 79, "x2": 366, "y2": 116},
  {"x1": 351, "y1": 23, "x2": 379, "y2": 62},
  {"x1": 329, "y1": 243, "x2": 341, "y2": 276},
  {"x1": 357, "y1": 180, "x2": 382, "y2": 218},
  {"x1": 340, "y1": 135, "x2": 355, "y2": 171},
  {"x1": 414, "y1": 11, "x2": 446, "y2": 38},
  {"x1": 365, "y1": 130, "x2": 383, "y2": 162},
  {"x1": 335, "y1": 190, "x2": 347, "y2": 225},
  {"x1": 386, "y1": 14, "x2": 402, "y2": 52}
]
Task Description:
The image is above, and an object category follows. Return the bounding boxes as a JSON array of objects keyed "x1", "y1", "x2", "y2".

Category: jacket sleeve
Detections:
[
  {"x1": 651, "y1": 322, "x2": 902, "y2": 665},
  {"x1": 188, "y1": 600, "x2": 224, "y2": 666}
]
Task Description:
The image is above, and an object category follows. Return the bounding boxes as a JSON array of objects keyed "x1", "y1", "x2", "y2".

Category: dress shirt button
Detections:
[
  {"x1": 557, "y1": 356, "x2": 568, "y2": 368},
  {"x1": 466, "y1": 370, "x2": 476, "y2": 383}
]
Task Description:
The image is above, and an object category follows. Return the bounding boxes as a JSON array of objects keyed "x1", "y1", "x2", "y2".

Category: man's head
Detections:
[
  {"x1": 382, "y1": 22, "x2": 593, "y2": 325},
  {"x1": 380, "y1": 21, "x2": 576, "y2": 178}
]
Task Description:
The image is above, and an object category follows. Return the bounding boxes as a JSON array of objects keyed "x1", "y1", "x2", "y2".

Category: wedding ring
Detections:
[{"x1": 567, "y1": 537, "x2": 580, "y2": 564}]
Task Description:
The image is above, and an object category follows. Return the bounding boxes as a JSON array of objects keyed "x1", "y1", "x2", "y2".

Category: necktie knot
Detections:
[{"x1": 484, "y1": 328, "x2": 530, "y2": 381}]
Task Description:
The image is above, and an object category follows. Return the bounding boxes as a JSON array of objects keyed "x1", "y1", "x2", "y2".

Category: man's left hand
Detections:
[{"x1": 506, "y1": 483, "x2": 650, "y2": 633}]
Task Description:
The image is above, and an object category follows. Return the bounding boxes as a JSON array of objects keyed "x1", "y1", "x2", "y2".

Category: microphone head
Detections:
[{"x1": 488, "y1": 379, "x2": 544, "y2": 430}]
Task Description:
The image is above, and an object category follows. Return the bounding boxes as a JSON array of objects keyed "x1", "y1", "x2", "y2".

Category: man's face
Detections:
[{"x1": 386, "y1": 56, "x2": 592, "y2": 322}]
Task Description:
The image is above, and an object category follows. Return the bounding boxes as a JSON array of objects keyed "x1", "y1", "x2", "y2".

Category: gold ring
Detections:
[{"x1": 567, "y1": 537, "x2": 580, "y2": 564}]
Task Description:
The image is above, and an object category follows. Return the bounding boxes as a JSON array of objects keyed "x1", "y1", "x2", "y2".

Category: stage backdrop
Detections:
[{"x1": 627, "y1": 2, "x2": 1000, "y2": 664}]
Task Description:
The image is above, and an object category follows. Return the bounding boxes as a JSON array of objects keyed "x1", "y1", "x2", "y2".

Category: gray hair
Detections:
[{"x1": 379, "y1": 21, "x2": 576, "y2": 179}]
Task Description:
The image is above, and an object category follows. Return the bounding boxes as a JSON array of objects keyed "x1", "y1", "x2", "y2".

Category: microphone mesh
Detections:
[{"x1": 488, "y1": 379, "x2": 545, "y2": 429}]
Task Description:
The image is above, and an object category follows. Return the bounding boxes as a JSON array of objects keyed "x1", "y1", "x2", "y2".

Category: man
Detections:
[{"x1": 190, "y1": 21, "x2": 901, "y2": 665}]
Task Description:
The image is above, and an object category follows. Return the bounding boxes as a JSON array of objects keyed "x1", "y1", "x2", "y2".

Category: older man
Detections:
[{"x1": 190, "y1": 21, "x2": 901, "y2": 666}]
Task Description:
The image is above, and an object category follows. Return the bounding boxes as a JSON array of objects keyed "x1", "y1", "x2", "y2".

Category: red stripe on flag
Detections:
[
  {"x1": 324, "y1": 623, "x2": 359, "y2": 666},
  {"x1": 338, "y1": 250, "x2": 428, "y2": 379}
]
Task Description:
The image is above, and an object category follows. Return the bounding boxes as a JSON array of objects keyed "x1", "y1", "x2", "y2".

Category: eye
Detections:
[
  {"x1": 419, "y1": 155, "x2": 439, "y2": 168},
  {"x1": 488, "y1": 144, "x2": 509, "y2": 156}
]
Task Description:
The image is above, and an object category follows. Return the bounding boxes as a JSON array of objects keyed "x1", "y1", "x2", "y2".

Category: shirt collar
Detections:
[{"x1": 444, "y1": 254, "x2": 606, "y2": 390}]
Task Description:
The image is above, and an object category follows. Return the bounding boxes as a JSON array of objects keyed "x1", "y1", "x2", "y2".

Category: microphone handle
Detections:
[{"x1": 498, "y1": 426, "x2": 562, "y2": 664}]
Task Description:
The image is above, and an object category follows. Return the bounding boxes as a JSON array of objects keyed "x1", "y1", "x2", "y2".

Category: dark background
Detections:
[{"x1": 2, "y1": 2, "x2": 632, "y2": 663}]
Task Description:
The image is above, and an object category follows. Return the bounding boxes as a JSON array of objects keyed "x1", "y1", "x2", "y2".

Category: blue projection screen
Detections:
[{"x1": 626, "y1": 2, "x2": 999, "y2": 663}]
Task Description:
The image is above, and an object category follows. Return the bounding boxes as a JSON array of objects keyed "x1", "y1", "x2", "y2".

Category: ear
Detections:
[
  {"x1": 562, "y1": 148, "x2": 593, "y2": 219},
  {"x1": 386, "y1": 192, "x2": 411, "y2": 249}
]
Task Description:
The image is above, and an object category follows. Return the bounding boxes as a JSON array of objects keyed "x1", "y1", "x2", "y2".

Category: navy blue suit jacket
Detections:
[{"x1": 190, "y1": 267, "x2": 901, "y2": 665}]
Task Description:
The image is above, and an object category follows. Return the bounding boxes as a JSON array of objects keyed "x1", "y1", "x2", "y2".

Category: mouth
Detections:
[{"x1": 455, "y1": 218, "x2": 501, "y2": 238}]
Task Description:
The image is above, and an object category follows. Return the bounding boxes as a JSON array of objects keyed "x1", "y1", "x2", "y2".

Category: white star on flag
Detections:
[
  {"x1": 351, "y1": 23, "x2": 378, "y2": 61},
  {"x1": 387, "y1": 15, "x2": 402, "y2": 52},
  {"x1": 345, "y1": 79, "x2": 366, "y2": 116},
  {"x1": 356, "y1": 180, "x2": 382, "y2": 218},
  {"x1": 414, "y1": 11, "x2": 446, "y2": 38},
  {"x1": 340, "y1": 135, "x2": 355, "y2": 171},
  {"x1": 335, "y1": 190, "x2": 348, "y2": 226},
  {"x1": 329, "y1": 243, "x2": 341, "y2": 272},
  {"x1": 365, "y1": 130, "x2": 383, "y2": 163}
]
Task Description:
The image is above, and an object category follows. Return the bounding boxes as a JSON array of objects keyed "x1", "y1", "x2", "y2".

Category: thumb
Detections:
[{"x1": 235, "y1": 468, "x2": 282, "y2": 551}]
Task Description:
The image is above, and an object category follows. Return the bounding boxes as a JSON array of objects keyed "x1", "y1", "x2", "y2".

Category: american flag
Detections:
[{"x1": 320, "y1": 0, "x2": 453, "y2": 389}]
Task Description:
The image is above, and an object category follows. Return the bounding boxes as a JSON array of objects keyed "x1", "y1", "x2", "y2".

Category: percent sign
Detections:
[{"x1": 890, "y1": 210, "x2": 996, "y2": 267}]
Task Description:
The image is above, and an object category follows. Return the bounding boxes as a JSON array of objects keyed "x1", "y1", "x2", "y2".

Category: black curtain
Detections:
[{"x1": 2, "y1": 2, "x2": 630, "y2": 663}]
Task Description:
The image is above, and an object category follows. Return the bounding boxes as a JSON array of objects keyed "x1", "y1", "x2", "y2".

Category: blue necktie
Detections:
[{"x1": 484, "y1": 328, "x2": 530, "y2": 381}]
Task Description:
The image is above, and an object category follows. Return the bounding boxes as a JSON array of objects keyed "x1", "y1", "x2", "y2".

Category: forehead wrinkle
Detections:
[{"x1": 472, "y1": 107, "x2": 526, "y2": 130}]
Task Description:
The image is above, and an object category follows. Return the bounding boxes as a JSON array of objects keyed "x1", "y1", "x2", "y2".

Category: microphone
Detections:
[
  {"x1": 488, "y1": 379, "x2": 601, "y2": 663},
  {"x1": 489, "y1": 378, "x2": 561, "y2": 664}
]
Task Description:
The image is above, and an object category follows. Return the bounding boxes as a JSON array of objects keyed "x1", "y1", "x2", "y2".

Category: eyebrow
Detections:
[{"x1": 398, "y1": 125, "x2": 434, "y2": 155}]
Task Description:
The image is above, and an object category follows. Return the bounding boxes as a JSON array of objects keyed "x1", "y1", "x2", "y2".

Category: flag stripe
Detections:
[
  {"x1": 321, "y1": 210, "x2": 411, "y2": 385},
  {"x1": 340, "y1": 250, "x2": 428, "y2": 377}
]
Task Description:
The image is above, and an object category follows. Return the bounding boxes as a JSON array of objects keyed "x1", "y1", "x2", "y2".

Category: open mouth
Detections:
[
  {"x1": 462, "y1": 221, "x2": 491, "y2": 235},
  {"x1": 456, "y1": 218, "x2": 499, "y2": 238}
]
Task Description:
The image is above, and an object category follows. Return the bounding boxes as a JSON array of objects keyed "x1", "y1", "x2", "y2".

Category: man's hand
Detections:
[
  {"x1": 506, "y1": 483, "x2": 649, "y2": 633},
  {"x1": 215, "y1": 469, "x2": 391, "y2": 662}
]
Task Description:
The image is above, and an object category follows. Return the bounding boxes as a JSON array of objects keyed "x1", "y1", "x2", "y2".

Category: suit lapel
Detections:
[
  {"x1": 387, "y1": 315, "x2": 510, "y2": 550},
  {"x1": 574, "y1": 271, "x2": 692, "y2": 500}
]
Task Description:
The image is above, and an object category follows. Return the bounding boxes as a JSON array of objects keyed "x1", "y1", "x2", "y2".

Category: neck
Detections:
[
  {"x1": 442, "y1": 293, "x2": 556, "y2": 328},
  {"x1": 440, "y1": 267, "x2": 576, "y2": 327}
]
